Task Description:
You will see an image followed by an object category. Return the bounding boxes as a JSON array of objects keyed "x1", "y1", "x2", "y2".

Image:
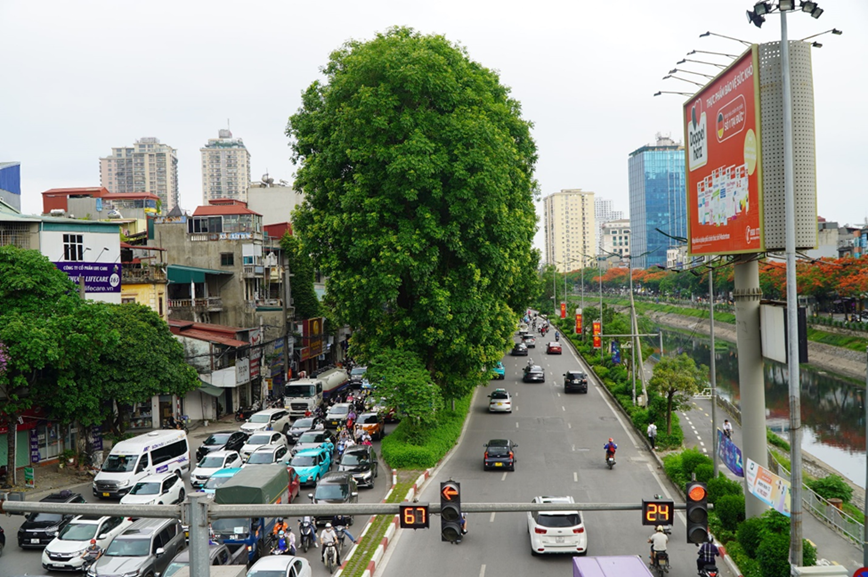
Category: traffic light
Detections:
[
  {"x1": 440, "y1": 481, "x2": 462, "y2": 542},
  {"x1": 685, "y1": 480, "x2": 709, "y2": 544}
]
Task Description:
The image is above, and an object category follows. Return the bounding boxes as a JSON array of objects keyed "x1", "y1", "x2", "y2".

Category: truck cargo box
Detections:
[
  {"x1": 572, "y1": 555, "x2": 653, "y2": 577},
  {"x1": 214, "y1": 464, "x2": 289, "y2": 505}
]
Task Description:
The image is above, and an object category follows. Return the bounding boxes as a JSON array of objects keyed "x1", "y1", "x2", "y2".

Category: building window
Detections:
[
  {"x1": 63, "y1": 234, "x2": 84, "y2": 261},
  {"x1": 221, "y1": 253, "x2": 234, "y2": 266},
  {"x1": 122, "y1": 297, "x2": 136, "y2": 304}
]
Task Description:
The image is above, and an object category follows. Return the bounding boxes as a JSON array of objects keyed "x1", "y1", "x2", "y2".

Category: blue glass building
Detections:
[
  {"x1": 628, "y1": 136, "x2": 686, "y2": 269},
  {"x1": 0, "y1": 162, "x2": 21, "y2": 212}
]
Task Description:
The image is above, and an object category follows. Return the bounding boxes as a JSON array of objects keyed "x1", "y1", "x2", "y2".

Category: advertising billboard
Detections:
[
  {"x1": 685, "y1": 46, "x2": 763, "y2": 255},
  {"x1": 54, "y1": 262, "x2": 122, "y2": 293}
]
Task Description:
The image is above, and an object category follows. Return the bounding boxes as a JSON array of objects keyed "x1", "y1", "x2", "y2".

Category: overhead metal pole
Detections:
[
  {"x1": 864, "y1": 345, "x2": 868, "y2": 568},
  {"x1": 187, "y1": 493, "x2": 211, "y2": 577}
]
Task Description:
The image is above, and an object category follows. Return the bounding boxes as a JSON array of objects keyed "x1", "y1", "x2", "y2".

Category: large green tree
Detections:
[
  {"x1": 287, "y1": 27, "x2": 539, "y2": 398},
  {"x1": 648, "y1": 353, "x2": 708, "y2": 435}
]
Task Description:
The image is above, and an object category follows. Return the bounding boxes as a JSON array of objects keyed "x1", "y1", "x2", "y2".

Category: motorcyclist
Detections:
[
  {"x1": 723, "y1": 419, "x2": 733, "y2": 439},
  {"x1": 603, "y1": 438, "x2": 618, "y2": 461},
  {"x1": 555, "y1": 331, "x2": 560, "y2": 341},
  {"x1": 273, "y1": 517, "x2": 290, "y2": 536},
  {"x1": 320, "y1": 522, "x2": 342, "y2": 565},
  {"x1": 298, "y1": 516, "x2": 319, "y2": 547},
  {"x1": 648, "y1": 525, "x2": 669, "y2": 567},
  {"x1": 80, "y1": 539, "x2": 102, "y2": 568},
  {"x1": 696, "y1": 533, "x2": 720, "y2": 572},
  {"x1": 275, "y1": 529, "x2": 296, "y2": 555}
]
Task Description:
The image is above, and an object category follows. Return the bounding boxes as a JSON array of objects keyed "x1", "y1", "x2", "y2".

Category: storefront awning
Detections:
[
  {"x1": 196, "y1": 382, "x2": 225, "y2": 397},
  {"x1": 167, "y1": 264, "x2": 233, "y2": 284}
]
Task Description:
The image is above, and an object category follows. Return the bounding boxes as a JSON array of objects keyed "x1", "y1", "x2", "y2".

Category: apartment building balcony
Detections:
[
  {"x1": 242, "y1": 264, "x2": 264, "y2": 278},
  {"x1": 121, "y1": 265, "x2": 167, "y2": 284},
  {"x1": 169, "y1": 296, "x2": 223, "y2": 312}
]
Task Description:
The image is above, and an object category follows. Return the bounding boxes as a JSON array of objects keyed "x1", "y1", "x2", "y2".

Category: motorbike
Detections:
[
  {"x1": 649, "y1": 550, "x2": 670, "y2": 576},
  {"x1": 270, "y1": 536, "x2": 295, "y2": 556},
  {"x1": 555, "y1": 332, "x2": 560, "y2": 341},
  {"x1": 235, "y1": 402, "x2": 260, "y2": 422},
  {"x1": 323, "y1": 541, "x2": 339, "y2": 574},
  {"x1": 81, "y1": 551, "x2": 102, "y2": 572},
  {"x1": 605, "y1": 450, "x2": 616, "y2": 469},
  {"x1": 298, "y1": 516, "x2": 316, "y2": 553},
  {"x1": 699, "y1": 564, "x2": 719, "y2": 577}
]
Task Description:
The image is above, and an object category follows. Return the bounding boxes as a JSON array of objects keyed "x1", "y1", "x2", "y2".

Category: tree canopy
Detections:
[
  {"x1": 648, "y1": 353, "x2": 708, "y2": 434},
  {"x1": 287, "y1": 27, "x2": 539, "y2": 398}
]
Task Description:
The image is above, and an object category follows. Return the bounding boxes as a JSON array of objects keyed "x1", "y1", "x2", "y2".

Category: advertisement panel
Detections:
[
  {"x1": 592, "y1": 321, "x2": 601, "y2": 349},
  {"x1": 54, "y1": 262, "x2": 122, "y2": 293},
  {"x1": 685, "y1": 46, "x2": 763, "y2": 255},
  {"x1": 560, "y1": 302, "x2": 566, "y2": 319},
  {"x1": 746, "y1": 458, "x2": 790, "y2": 517},
  {"x1": 575, "y1": 311, "x2": 582, "y2": 335}
]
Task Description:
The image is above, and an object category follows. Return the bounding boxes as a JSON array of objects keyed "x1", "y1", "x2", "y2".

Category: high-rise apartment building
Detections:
[
  {"x1": 201, "y1": 129, "x2": 251, "y2": 204},
  {"x1": 100, "y1": 137, "x2": 179, "y2": 214},
  {"x1": 595, "y1": 198, "x2": 624, "y2": 255},
  {"x1": 628, "y1": 134, "x2": 686, "y2": 269},
  {"x1": 543, "y1": 188, "x2": 596, "y2": 273},
  {"x1": 600, "y1": 219, "x2": 631, "y2": 260}
]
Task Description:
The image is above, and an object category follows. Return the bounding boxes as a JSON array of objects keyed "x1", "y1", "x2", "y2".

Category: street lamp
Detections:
[
  {"x1": 688, "y1": 49, "x2": 740, "y2": 59},
  {"x1": 699, "y1": 31, "x2": 752, "y2": 45},
  {"x1": 668, "y1": 68, "x2": 715, "y2": 79},
  {"x1": 654, "y1": 91, "x2": 694, "y2": 97},
  {"x1": 677, "y1": 58, "x2": 727, "y2": 69},
  {"x1": 662, "y1": 74, "x2": 705, "y2": 87}
]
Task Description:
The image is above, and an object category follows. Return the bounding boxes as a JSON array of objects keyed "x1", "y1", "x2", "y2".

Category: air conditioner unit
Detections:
[{"x1": 49, "y1": 209, "x2": 66, "y2": 217}]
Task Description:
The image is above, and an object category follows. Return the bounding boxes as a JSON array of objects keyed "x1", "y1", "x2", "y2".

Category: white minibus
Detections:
[{"x1": 92, "y1": 429, "x2": 189, "y2": 499}]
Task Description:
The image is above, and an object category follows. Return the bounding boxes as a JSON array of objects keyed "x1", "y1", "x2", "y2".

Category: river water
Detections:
[{"x1": 648, "y1": 330, "x2": 867, "y2": 488}]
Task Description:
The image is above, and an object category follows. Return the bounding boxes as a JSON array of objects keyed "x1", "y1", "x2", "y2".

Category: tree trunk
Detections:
[{"x1": 3, "y1": 412, "x2": 16, "y2": 488}]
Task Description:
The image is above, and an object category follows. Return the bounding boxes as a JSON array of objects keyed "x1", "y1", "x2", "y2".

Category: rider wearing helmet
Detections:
[
  {"x1": 81, "y1": 538, "x2": 103, "y2": 565},
  {"x1": 320, "y1": 522, "x2": 341, "y2": 565},
  {"x1": 696, "y1": 533, "x2": 720, "y2": 571},
  {"x1": 648, "y1": 525, "x2": 669, "y2": 567},
  {"x1": 603, "y1": 438, "x2": 617, "y2": 459},
  {"x1": 273, "y1": 517, "x2": 290, "y2": 536}
]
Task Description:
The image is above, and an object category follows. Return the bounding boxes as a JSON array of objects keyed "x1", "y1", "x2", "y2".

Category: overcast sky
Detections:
[{"x1": 2, "y1": 0, "x2": 865, "y2": 253}]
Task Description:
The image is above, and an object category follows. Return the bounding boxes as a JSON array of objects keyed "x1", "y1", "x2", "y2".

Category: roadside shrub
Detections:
[
  {"x1": 767, "y1": 429, "x2": 790, "y2": 451},
  {"x1": 736, "y1": 516, "x2": 764, "y2": 558},
  {"x1": 594, "y1": 365, "x2": 609, "y2": 379},
  {"x1": 680, "y1": 447, "x2": 713, "y2": 477},
  {"x1": 706, "y1": 474, "x2": 742, "y2": 504},
  {"x1": 756, "y1": 532, "x2": 790, "y2": 577},
  {"x1": 803, "y1": 539, "x2": 818, "y2": 566},
  {"x1": 723, "y1": 540, "x2": 762, "y2": 577},
  {"x1": 806, "y1": 474, "x2": 853, "y2": 503},
  {"x1": 694, "y1": 463, "x2": 714, "y2": 483},
  {"x1": 715, "y1": 493, "x2": 745, "y2": 531},
  {"x1": 381, "y1": 394, "x2": 470, "y2": 469},
  {"x1": 662, "y1": 453, "x2": 686, "y2": 488}
]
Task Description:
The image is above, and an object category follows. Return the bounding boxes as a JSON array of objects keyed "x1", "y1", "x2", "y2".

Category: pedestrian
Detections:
[
  {"x1": 647, "y1": 422, "x2": 658, "y2": 449},
  {"x1": 723, "y1": 419, "x2": 733, "y2": 439}
]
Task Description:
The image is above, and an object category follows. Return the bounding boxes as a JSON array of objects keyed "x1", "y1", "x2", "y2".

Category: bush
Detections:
[
  {"x1": 715, "y1": 493, "x2": 745, "y2": 531},
  {"x1": 694, "y1": 463, "x2": 714, "y2": 484},
  {"x1": 803, "y1": 538, "x2": 817, "y2": 566},
  {"x1": 806, "y1": 474, "x2": 853, "y2": 504},
  {"x1": 662, "y1": 453, "x2": 687, "y2": 488},
  {"x1": 706, "y1": 474, "x2": 742, "y2": 504},
  {"x1": 723, "y1": 540, "x2": 762, "y2": 577},
  {"x1": 756, "y1": 532, "x2": 790, "y2": 577},
  {"x1": 766, "y1": 429, "x2": 790, "y2": 451},
  {"x1": 380, "y1": 394, "x2": 471, "y2": 468},
  {"x1": 680, "y1": 447, "x2": 713, "y2": 478},
  {"x1": 736, "y1": 516, "x2": 764, "y2": 558}
]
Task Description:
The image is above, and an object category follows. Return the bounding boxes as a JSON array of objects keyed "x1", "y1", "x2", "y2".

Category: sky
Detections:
[{"x1": 2, "y1": 0, "x2": 865, "y2": 254}]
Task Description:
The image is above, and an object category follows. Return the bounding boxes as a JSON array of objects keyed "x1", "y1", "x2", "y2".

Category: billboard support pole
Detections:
[
  {"x1": 780, "y1": 10, "x2": 804, "y2": 566},
  {"x1": 733, "y1": 255, "x2": 767, "y2": 519}
]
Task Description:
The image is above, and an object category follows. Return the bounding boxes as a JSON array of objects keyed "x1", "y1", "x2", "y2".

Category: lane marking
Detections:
[
  {"x1": 480, "y1": 565, "x2": 486, "y2": 577},
  {"x1": 516, "y1": 422, "x2": 519, "y2": 428},
  {"x1": 572, "y1": 444, "x2": 575, "y2": 452},
  {"x1": 568, "y1": 423, "x2": 572, "y2": 429},
  {"x1": 573, "y1": 472, "x2": 578, "y2": 482},
  {"x1": 562, "y1": 406, "x2": 565, "y2": 412},
  {"x1": 501, "y1": 472, "x2": 508, "y2": 481},
  {"x1": 490, "y1": 512, "x2": 496, "y2": 523}
]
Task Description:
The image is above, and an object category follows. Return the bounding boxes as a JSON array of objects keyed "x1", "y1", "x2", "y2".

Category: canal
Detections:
[{"x1": 647, "y1": 329, "x2": 867, "y2": 488}]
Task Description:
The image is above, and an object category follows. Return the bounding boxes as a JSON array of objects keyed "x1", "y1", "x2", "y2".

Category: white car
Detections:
[
  {"x1": 119, "y1": 471, "x2": 186, "y2": 505},
  {"x1": 488, "y1": 389, "x2": 512, "y2": 413},
  {"x1": 240, "y1": 431, "x2": 287, "y2": 461},
  {"x1": 241, "y1": 408, "x2": 292, "y2": 435},
  {"x1": 41, "y1": 515, "x2": 133, "y2": 572},
  {"x1": 527, "y1": 496, "x2": 587, "y2": 555},
  {"x1": 190, "y1": 450, "x2": 242, "y2": 489},
  {"x1": 247, "y1": 554, "x2": 312, "y2": 577},
  {"x1": 243, "y1": 444, "x2": 289, "y2": 467}
]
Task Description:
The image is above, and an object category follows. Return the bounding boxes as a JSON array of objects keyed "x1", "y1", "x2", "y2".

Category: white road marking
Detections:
[
  {"x1": 501, "y1": 472, "x2": 507, "y2": 481},
  {"x1": 562, "y1": 406, "x2": 566, "y2": 412},
  {"x1": 480, "y1": 565, "x2": 486, "y2": 577},
  {"x1": 516, "y1": 422, "x2": 519, "y2": 428},
  {"x1": 568, "y1": 423, "x2": 572, "y2": 429},
  {"x1": 573, "y1": 472, "x2": 578, "y2": 482},
  {"x1": 572, "y1": 444, "x2": 575, "y2": 452},
  {"x1": 490, "y1": 512, "x2": 496, "y2": 523}
]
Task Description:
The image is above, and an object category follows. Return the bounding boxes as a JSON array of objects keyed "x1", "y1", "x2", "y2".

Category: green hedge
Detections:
[{"x1": 380, "y1": 394, "x2": 472, "y2": 469}]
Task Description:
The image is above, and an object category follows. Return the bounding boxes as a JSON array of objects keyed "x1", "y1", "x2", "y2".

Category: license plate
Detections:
[
  {"x1": 331, "y1": 421, "x2": 338, "y2": 425},
  {"x1": 232, "y1": 534, "x2": 239, "y2": 540},
  {"x1": 495, "y1": 462, "x2": 503, "y2": 467},
  {"x1": 52, "y1": 564, "x2": 66, "y2": 568},
  {"x1": 496, "y1": 403, "x2": 503, "y2": 406},
  {"x1": 556, "y1": 536, "x2": 565, "y2": 543},
  {"x1": 31, "y1": 538, "x2": 40, "y2": 544},
  {"x1": 102, "y1": 492, "x2": 110, "y2": 497}
]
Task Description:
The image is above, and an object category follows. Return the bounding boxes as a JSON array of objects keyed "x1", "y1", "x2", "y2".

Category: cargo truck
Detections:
[
  {"x1": 572, "y1": 555, "x2": 654, "y2": 577},
  {"x1": 212, "y1": 465, "x2": 290, "y2": 564},
  {"x1": 283, "y1": 368, "x2": 349, "y2": 418}
]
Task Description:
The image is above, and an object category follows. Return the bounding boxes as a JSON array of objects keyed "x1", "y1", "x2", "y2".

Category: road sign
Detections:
[
  {"x1": 642, "y1": 499, "x2": 674, "y2": 526},
  {"x1": 853, "y1": 568, "x2": 868, "y2": 577},
  {"x1": 441, "y1": 485, "x2": 459, "y2": 501},
  {"x1": 399, "y1": 502, "x2": 429, "y2": 529}
]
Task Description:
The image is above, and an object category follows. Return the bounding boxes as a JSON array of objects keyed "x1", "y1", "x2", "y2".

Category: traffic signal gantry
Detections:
[
  {"x1": 440, "y1": 480, "x2": 462, "y2": 542},
  {"x1": 685, "y1": 480, "x2": 709, "y2": 544}
]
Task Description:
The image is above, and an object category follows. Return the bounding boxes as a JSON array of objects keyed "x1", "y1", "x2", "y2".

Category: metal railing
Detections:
[{"x1": 169, "y1": 297, "x2": 223, "y2": 312}]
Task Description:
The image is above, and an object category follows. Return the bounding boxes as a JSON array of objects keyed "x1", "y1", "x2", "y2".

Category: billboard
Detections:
[
  {"x1": 54, "y1": 262, "x2": 122, "y2": 293},
  {"x1": 685, "y1": 46, "x2": 764, "y2": 256}
]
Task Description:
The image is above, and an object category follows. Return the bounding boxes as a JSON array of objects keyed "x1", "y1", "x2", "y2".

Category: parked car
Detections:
[
  {"x1": 18, "y1": 491, "x2": 86, "y2": 548},
  {"x1": 309, "y1": 471, "x2": 359, "y2": 525},
  {"x1": 325, "y1": 403, "x2": 353, "y2": 429},
  {"x1": 240, "y1": 431, "x2": 287, "y2": 461},
  {"x1": 484, "y1": 439, "x2": 517, "y2": 471},
  {"x1": 240, "y1": 408, "x2": 292, "y2": 435},
  {"x1": 522, "y1": 335, "x2": 537, "y2": 348},
  {"x1": 119, "y1": 471, "x2": 185, "y2": 505},
  {"x1": 163, "y1": 542, "x2": 247, "y2": 577},
  {"x1": 489, "y1": 361, "x2": 506, "y2": 380},
  {"x1": 195, "y1": 430, "x2": 249, "y2": 462},
  {"x1": 191, "y1": 450, "x2": 243, "y2": 489},
  {"x1": 247, "y1": 555, "x2": 312, "y2": 577},
  {"x1": 41, "y1": 515, "x2": 133, "y2": 571},
  {"x1": 511, "y1": 343, "x2": 529, "y2": 356},
  {"x1": 337, "y1": 444, "x2": 379, "y2": 488},
  {"x1": 546, "y1": 341, "x2": 562, "y2": 354},
  {"x1": 523, "y1": 365, "x2": 545, "y2": 383},
  {"x1": 526, "y1": 496, "x2": 587, "y2": 555},
  {"x1": 288, "y1": 446, "x2": 333, "y2": 486},
  {"x1": 292, "y1": 429, "x2": 336, "y2": 456},
  {"x1": 243, "y1": 444, "x2": 290, "y2": 467},
  {"x1": 87, "y1": 518, "x2": 186, "y2": 577},
  {"x1": 488, "y1": 389, "x2": 512, "y2": 413},
  {"x1": 357, "y1": 411, "x2": 385, "y2": 441},
  {"x1": 287, "y1": 417, "x2": 323, "y2": 444},
  {"x1": 564, "y1": 370, "x2": 589, "y2": 394}
]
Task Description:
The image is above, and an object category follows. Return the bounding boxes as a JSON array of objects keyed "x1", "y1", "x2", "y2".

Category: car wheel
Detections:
[{"x1": 177, "y1": 488, "x2": 186, "y2": 503}]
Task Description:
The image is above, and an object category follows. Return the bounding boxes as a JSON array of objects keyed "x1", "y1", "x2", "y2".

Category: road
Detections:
[
  {"x1": 376, "y1": 333, "x2": 733, "y2": 577},
  {"x1": 0, "y1": 419, "x2": 394, "y2": 577}
]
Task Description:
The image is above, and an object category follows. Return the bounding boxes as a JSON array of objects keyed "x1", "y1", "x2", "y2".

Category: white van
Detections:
[{"x1": 93, "y1": 430, "x2": 190, "y2": 499}]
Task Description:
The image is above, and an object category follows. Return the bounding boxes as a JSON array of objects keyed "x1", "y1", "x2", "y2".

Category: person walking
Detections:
[{"x1": 647, "y1": 422, "x2": 658, "y2": 450}]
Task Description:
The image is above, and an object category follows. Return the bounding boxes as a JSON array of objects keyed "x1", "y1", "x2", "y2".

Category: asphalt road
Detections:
[
  {"x1": 375, "y1": 334, "x2": 733, "y2": 577},
  {"x1": 0, "y1": 420, "x2": 394, "y2": 577}
]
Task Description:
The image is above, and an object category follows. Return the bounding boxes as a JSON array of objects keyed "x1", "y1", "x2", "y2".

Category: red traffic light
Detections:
[
  {"x1": 688, "y1": 484, "x2": 707, "y2": 502},
  {"x1": 441, "y1": 484, "x2": 459, "y2": 501}
]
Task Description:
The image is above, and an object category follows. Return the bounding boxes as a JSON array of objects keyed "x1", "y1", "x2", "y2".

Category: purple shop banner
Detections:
[{"x1": 54, "y1": 262, "x2": 122, "y2": 293}]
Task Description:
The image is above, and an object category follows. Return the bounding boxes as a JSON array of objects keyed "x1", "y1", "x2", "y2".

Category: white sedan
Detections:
[
  {"x1": 527, "y1": 496, "x2": 587, "y2": 555},
  {"x1": 41, "y1": 515, "x2": 133, "y2": 571},
  {"x1": 190, "y1": 450, "x2": 243, "y2": 489},
  {"x1": 247, "y1": 555, "x2": 312, "y2": 577},
  {"x1": 240, "y1": 431, "x2": 287, "y2": 461}
]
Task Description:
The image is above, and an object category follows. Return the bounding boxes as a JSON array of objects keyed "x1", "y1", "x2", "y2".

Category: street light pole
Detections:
[{"x1": 709, "y1": 264, "x2": 719, "y2": 478}]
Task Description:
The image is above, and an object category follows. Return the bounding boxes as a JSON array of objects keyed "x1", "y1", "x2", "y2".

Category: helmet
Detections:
[
  {"x1": 609, "y1": 438, "x2": 613, "y2": 443},
  {"x1": 279, "y1": 530, "x2": 285, "y2": 536},
  {"x1": 708, "y1": 533, "x2": 715, "y2": 543},
  {"x1": 656, "y1": 525, "x2": 664, "y2": 532},
  {"x1": 278, "y1": 517, "x2": 284, "y2": 522},
  {"x1": 90, "y1": 539, "x2": 97, "y2": 545},
  {"x1": 325, "y1": 522, "x2": 333, "y2": 529}
]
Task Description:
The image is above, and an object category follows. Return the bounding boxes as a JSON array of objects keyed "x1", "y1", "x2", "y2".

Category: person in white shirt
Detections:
[
  {"x1": 648, "y1": 525, "x2": 669, "y2": 566},
  {"x1": 320, "y1": 523, "x2": 342, "y2": 565},
  {"x1": 723, "y1": 419, "x2": 734, "y2": 439},
  {"x1": 647, "y1": 422, "x2": 658, "y2": 449}
]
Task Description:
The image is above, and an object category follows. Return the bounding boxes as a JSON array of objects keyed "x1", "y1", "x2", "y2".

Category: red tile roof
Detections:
[{"x1": 193, "y1": 205, "x2": 261, "y2": 216}]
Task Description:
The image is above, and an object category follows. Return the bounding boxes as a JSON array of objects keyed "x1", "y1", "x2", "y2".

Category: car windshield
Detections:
[
  {"x1": 204, "y1": 475, "x2": 234, "y2": 490},
  {"x1": 58, "y1": 522, "x2": 99, "y2": 541},
  {"x1": 101, "y1": 454, "x2": 137, "y2": 473},
  {"x1": 538, "y1": 513, "x2": 582, "y2": 527},
  {"x1": 247, "y1": 571, "x2": 286, "y2": 577},
  {"x1": 315, "y1": 484, "x2": 349, "y2": 500},
  {"x1": 490, "y1": 392, "x2": 508, "y2": 400},
  {"x1": 247, "y1": 434, "x2": 273, "y2": 446},
  {"x1": 247, "y1": 452, "x2": 275, "y2": 464},
  {"x1": 211, "y1": 518, "x2": 251, "y2": 537},
  {"x1": 359, "y1": 414, "x2": 378, "y2": 424},
  {"x1": 329, "y1": 406, "x2": 349, "y2": 416},
  {"x1": 199, "y1": 455, "x2": 226, "y2": 468},
  {"x1": 105, "y1": 538, "x2": 150, "y2": 557},
  {"x1": 129, "y1": 481, "x2": 160, "y2": 495},
  {"x1": 487, "y1": 445, "x2": 511, "y2": 456},
  {"x1": 249, "y1": 414, "x2": 272, "y2": 424},
  {"x1": 293, "y1": 418, "x2": 314, "y2": 429},
  {"x1": 27, "y1": 511, "x2": 63, "y2": 523},
  {"x1": 285, "y1": 384, "x2": 315, "y2": 397},
  {"x1": 341, "y1": 452, "x2": 368, "y2": 466},
  {"x1": 203, "y1": 433, "x2": 231, "y2": 445},
  {"x1": 350, "y1": 368, "x2": 366, "y2": 377},
  {"x1": 163, "y1": 562, "x2": 189, "y2": 577},
  {"x1": 530, "y1": 366, "x2": 542, "y2": 372},
  {"x1": 290, "y1": 455, "x2": 316, "y2": 467},
  {"x1": 297, "y1": 432, "x2": 325, "y2": 444}
]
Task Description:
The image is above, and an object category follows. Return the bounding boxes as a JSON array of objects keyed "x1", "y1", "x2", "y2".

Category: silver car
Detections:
[{"x1": 87, "y1": 518, "x2": 185, "y2": 577}]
